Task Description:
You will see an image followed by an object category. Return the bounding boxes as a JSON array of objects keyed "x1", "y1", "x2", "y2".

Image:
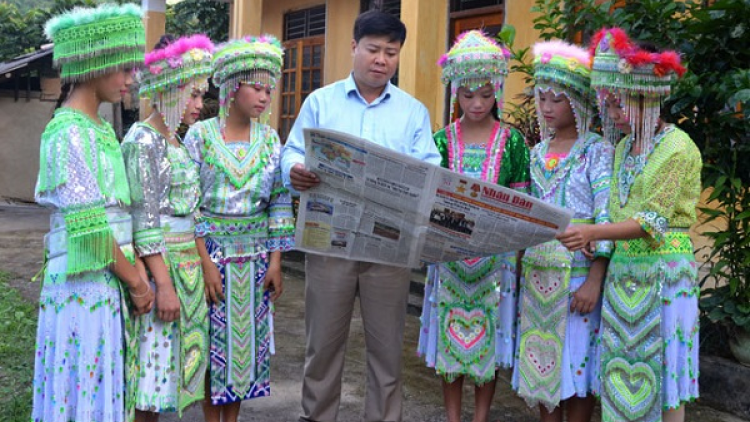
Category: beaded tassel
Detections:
[
  {"x1": 44, "y1": 4, "x2": 145, "y2": 84},
  {"x1": 439, "y1": 30, "x2": 510, "y2": 122}
]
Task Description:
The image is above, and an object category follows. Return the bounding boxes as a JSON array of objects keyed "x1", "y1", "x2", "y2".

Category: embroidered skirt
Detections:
[
  {"x1": 598, "y1": 233, "x2": 699, "y2": 422},
  {"x1": 512, "y1": 274, "x2": 602, "y2": 409},
  {"x1": 31, "y1": 209, "x2": 134, "y2": 422},
  {"x1": 418, "y1": 252, "x2": 517, "y2": 384},
  {"x1": 135, "y1": 216, "x2": 208, "y2": 414},
  {"x1": 204, "y1": 234, "x2": 274, "y2": 405}
]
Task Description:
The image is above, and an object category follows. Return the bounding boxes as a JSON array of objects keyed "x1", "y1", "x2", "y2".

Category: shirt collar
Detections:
[{"x1": 345, "y1": 73, "x2": 392, "y2": 105}]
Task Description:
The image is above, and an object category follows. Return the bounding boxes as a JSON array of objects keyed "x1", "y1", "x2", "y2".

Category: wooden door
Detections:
[
  {"x1": 451, "y1": 11, "x2": 504, "y2": 41},
  {"x1": 447, "y1": 9, "x2": 504, "y2": 122},
  {"x1": 279, "y1": 36, "x2": 324, "y2": 143}
]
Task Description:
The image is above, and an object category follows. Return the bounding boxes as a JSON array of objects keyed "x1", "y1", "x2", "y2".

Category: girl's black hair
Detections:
[
  {"x1": 637, "y1": 41, "x2": 660, "y2": 53},
  {"x1": 490, "y1": 102, "x2": 501, "y2": 121},
  {"x1": 54, "y1": 83, "x2": 72, "y2": 111},
  {"x1": 154, "y1": 33, "x2": 177, "y2": 50}
]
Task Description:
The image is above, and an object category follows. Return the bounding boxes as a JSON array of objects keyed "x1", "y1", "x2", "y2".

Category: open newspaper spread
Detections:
[{"x1": 294, "y1": 128, "x2": 573, "y2": 268}]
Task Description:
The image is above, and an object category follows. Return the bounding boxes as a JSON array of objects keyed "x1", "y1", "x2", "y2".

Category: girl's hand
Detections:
[
  {"x1": 570, "y1": 257, "x2": 606, "y2": 314},
  {"x1": 581, "y1": 241, "x2": 597, "y2": 260},
  {"x1": 264, "y1": 261, "x2": 284, "y2": 302},
  {"x1": 203, "y1": 261, "x2": 224, "y2": 305},
  {"x1": 129, "y1": 276, "x2": 155, "y2": 316},
  {"x1": 557, "y1": 225, "x2": 594, "y2": 251},
  {"x1": 155, "y1": 282, "x2": 180, "y2": 322},
  {"x1": 570, "y1": 277, "x2": 601, "y2": 314}
]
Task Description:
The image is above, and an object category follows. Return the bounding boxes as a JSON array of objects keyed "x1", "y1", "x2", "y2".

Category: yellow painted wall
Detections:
[
  {"x1": 141, "y1": 9, "x2": 166, "y2": 119},
  {"x1": 231, "y1": 0, "x2": 264, "y2": 38},
  {"x1": 143, "y1": 10, "x2": 166, "y2": 53},
  {"x1": 504, "y1": 0, "x2": 540, "y2": 113},
  {"x1": 258, "y1": 0, "x2": 356, "y2": 128},
  {"x1": 399, "y1": 0, "x2": 448, "y2": 132},
  {"x1": 260, "y1": 0, "x2": 320, "y2": 128},
  {"x1": 322, "y1": 0, "x2": 360, "y2": 83}
]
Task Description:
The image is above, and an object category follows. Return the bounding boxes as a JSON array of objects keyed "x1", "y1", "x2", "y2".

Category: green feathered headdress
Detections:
[{"x1": 45, "y1": 3, "x2": 145, "y2": 83}]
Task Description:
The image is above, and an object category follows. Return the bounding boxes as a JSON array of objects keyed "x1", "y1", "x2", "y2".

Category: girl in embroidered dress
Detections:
[
  {"x1": 417, "y1": 30, "x2": 529, "y2": 422},
  {"x1": 558, "y1": 28, "x2": 700, "y2": 422},
  {"x1": 182, "y1": 35, "x2": 295, "y2": 422},
  {"x1": 121, "y1": 34, "x2": 214, "y2": 420},
  {"x1": 512, "y1": 40, "x2": 614, "y2": 422},
  {"x1": 32, "y1": 4, "x2": 155, "y2": 422}
]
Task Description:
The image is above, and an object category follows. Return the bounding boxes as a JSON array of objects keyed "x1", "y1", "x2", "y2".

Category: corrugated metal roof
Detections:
[{"x1": 0, "y1": 47, "x2": 53, "y2": 76}]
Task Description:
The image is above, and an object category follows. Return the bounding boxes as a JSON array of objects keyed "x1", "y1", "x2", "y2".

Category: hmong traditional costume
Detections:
[
  {"x1": 31, "y1": 5, "x2": 145, "y2": 422},
  {"x1": 512, "y1": 40, "x2": 615, "y2": 411},
  {"x1": 183, "y1": 35, "x2": 295, "y2": 405},
  {"x1": 418, "y1": 30, "x2": 530, "y2": 384},
  {"x1": 590, "y1": 28, "x2": 700, "y2": 422},
  {"x1": 122, "y1": 34, "x2": 214, "y2": 415}
]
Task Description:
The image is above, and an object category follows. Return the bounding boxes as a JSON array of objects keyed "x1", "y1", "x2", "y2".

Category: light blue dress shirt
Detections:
[{"x1": 281, "y1": 73, "x2": 441, "y2": 190}]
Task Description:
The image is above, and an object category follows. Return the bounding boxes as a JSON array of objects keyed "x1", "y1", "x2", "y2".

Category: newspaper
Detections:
[{"x1": 294, "y1": 128, "x2": 573, "y2": 268}]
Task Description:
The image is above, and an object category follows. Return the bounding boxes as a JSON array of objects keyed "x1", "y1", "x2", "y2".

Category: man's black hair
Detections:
[{"x1": 353, "y1": 10, "x2": 407, "y2": 45}]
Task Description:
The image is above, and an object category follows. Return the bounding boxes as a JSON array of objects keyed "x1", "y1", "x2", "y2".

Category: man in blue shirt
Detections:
[{"x1": 281, "y1": 10, "x2": 440, "y2": 422}]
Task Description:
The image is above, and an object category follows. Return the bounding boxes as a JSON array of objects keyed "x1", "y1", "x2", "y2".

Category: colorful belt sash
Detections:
[{"x1": 197, "y1": 214, "x2": 269, "y2": 258}]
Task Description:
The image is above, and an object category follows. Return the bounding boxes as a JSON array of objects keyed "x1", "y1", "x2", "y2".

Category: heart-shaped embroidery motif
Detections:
[
  {"x1": 521, "y1": 331, "x2": 561, "y2": 381},
  {"x1": 525, "y1": 267, "x2": 568, "y2": 306},
  {"x1": 446, "y1": 308, "x2": 489, "y2": 351},
  {"x1": 609, "y1": 279, "x2": 657, "y2": 322},
  {"x1": 462, "y1": 257, "x2": 482, "y2": 266},
  {"x1": 604, "y1": 358, "x2": 658, "y2": 420}
]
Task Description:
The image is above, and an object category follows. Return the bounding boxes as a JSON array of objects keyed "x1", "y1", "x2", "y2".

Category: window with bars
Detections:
[
  {"x1": 283, "y1": 5, "x2": 326, "y2": 41},
  {"x1": 360, "y1": 0, "x2": 401, "y2": 16},
  {"x1": 278, "y1": 37, "x2": 324, "y2": 142},
  {"x1": 279, "y1": 5, "x2": 326, "y2": 142},
  {"x1": 450, "y1": 0, "x2": 502, "y2": 12}
]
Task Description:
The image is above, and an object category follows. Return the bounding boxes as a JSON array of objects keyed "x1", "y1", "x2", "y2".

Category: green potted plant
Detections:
[
  {"x1": 668, "y1": 0, "x2": 750, "y2": 365},
  {"x1": 699, "y1": 166, "x2": 750, "y2": 365},
  {"x1": 496, "y1": 25, "x2": 540, "y2": 147}
]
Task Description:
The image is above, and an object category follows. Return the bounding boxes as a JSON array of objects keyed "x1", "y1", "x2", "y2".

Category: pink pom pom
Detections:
[{"x1": 145, "y1": 34, "x2": 214, "y2": 66}]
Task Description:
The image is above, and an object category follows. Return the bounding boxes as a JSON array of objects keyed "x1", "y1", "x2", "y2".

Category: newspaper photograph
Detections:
[{"x1": 294, "y1": 128, "x2": 573, "y2": 268}]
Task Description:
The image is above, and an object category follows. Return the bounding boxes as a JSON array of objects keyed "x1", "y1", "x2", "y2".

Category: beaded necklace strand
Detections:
[{"x1": 447, "y1": 119, "x2": 507, "y2": 182}]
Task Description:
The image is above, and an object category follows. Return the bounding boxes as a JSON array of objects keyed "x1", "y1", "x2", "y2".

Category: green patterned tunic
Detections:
[
  {"x1": 418, "y1": 121, "x2": 530, "y2": 384},
  {"x1": 600, "y1": 125, "x2": 701, "y2": 422}
]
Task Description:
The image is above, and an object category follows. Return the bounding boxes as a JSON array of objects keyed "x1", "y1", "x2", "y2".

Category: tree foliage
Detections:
[
  {"x1": 0, "y1": 0, "x2": 231, "y2": 63},
  {"x1": 0, "y1": 2, "x2": 57, "y2": 61},
  {"x1": 165, "y1": 0, "x2": 229, "y2": 43},
  {"x1": 0, "y1": 0, "x2": 136, "y2": 62}
]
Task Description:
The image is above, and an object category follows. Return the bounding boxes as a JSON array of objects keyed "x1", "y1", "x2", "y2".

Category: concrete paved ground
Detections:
[{"x1": 0, "y1": 202, "x2": 745, "y2": 422}]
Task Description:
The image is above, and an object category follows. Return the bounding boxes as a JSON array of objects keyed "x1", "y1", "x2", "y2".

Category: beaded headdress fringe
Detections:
[
  {"x1": 140, "y1": 34, "x2": 214, "y2": 135},
  {"x1": 439, "y1": 30, "x2": 510, "y2": 120},
  {"x1": 212, "y1": 35, "x2": 283, "y2": 122},
  {"x1": 589, "y1": 27, "x2": 686, "y2": 150},
  {"x1": 45, "y1": 4, "x2": 145, "y2": 84},
  {"x1": 532, "y1": 40, "x2": 595, "y2": 141}
]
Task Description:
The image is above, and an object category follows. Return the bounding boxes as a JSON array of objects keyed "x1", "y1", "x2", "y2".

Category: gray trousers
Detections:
[{"x1": 299, "y1": 254, "x2": 411, "y2": 422}]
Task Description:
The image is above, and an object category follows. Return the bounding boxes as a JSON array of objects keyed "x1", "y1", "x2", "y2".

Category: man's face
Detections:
[{"x1": 351, "y1": 35, "x2": 402, "y2": 90}]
